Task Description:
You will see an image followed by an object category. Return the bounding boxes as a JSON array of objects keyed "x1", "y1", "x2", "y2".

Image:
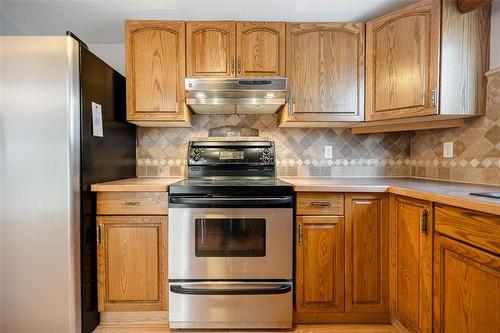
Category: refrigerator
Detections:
[{"x1": 0, "y1": 34, "x2": 136, "y2": 333}]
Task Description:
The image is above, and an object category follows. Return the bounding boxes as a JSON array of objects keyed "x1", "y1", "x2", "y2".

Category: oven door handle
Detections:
[
  {"x1": 170, "y1": 284, "x2": 292, "y2": 295},
  {"x1": 169, "y1": 196, "x2": 292, "y2": 205}
]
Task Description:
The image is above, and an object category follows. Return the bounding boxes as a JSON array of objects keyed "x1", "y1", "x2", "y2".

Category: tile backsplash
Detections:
[
  {"x1": 410, "y1": 70, "x2": 500, "y2": 185},
  {"x1": 137, "y1": 70, "x2": 500, "y2": 185},
  {"x1": 137, "y1": 117, "x2": 412, "y2": 178}
]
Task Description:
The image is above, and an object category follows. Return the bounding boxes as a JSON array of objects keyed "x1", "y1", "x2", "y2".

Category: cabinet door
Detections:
[
  {"x1": 126, "y1": 21, "x2": 189, "y2": 125},
  {"x1": 345, "y1": 194, "x2": 389, "y2": 314},
  {"x1": 365, "y1": 0, "x2": 440, "y2": 121},
  {"x1": 97, "y1": 215, "x2": 167, "y2": 312},
  {"x1": 434, "y1": 234, "x2": 500, "y2": 333},
  {"x1": 186, "y1": 21, "x2": 236, "y2": 77},
  {"x1": 281, "y1": 22, "x2": 365, "y2": 125},
  {"x1": 296, "y1": 216, "x2": 344, "y2": 313},
  {"x1": 236, "y1": 21, "x2": 285, "y2": 77},
  {"x1": 390, "y1": 195, "x2": 433, "y2": 333}
]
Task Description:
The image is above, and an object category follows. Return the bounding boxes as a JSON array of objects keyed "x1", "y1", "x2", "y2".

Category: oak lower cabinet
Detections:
[
  {"x1": 433, "y1": 204, "x2": 500, "y2": 333},
  {"x1": 433, "y1": 235, "x2": 499, "y2": 333},
  {"x1": 96, "y1": 192, "x2": 168, "y2": 314},
  {"x1": 279, "y1": 22, "x2": 365, "y2": 127},
  {"x1": 354, "y1": 0, "x2": 491, "y2": 134},
  {"x1": 345, "y1": 194, "x2": 389, "y2": 315},
  {"x1": 390, "y1": 195, "x2": 433, "y2": 333},
  {"x1": 296, "y1": 216, "x2": 345, "y2": 315},
  {"x1": 125, "y1": 20, "x2": 191, "y2": 127},
  {"x1": 295, "y1": 192, "x2": 390, "y2": 323}
]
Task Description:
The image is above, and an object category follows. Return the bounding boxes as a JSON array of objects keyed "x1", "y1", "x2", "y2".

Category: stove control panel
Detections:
[{"x1": 188, "y1": 141, "x2": 275, "y2": 166}]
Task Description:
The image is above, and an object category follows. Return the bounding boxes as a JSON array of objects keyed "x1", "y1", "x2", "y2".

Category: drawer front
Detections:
[
  {"x1": 97, "y1": 192, "x2": 168, "y2": 215},
  {"x1": 296, "y1": 192, "x2": 344, "y2": 215},
  {"x1": 435, "y1": 204, "x2": 500, "y2": 255}
]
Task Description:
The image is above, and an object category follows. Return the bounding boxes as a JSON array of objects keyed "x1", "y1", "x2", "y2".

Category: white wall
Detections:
[
  {"x1": 0, "y1": 14, "x2": 25, "y2": 35},
  {"x1": 88, "y1": 43, "x2": 125, "y2": 76},
  {"x1": 491, "y1": 1, "x2": 500, "y2": 69}
]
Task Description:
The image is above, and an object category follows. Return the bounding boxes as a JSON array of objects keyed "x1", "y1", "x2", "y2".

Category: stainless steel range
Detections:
[{"x1": 168, "y1": 140, "x2": 294, "y2": 329}]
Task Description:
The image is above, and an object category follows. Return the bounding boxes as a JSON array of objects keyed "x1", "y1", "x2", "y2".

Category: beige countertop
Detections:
[
  {"x1": 91, "y1": 176, "x2": 500, "y2": 215},
  {"x1": 90, "y1": 177, "x2": 183, "y2": 192},
  {"x1": 280, "y1": 177, "x2": 500, "y2": 216}
]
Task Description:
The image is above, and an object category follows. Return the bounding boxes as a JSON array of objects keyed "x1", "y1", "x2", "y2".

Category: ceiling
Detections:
[{"x1": 0, "y1": 0, "x2": 416, "y2": 44}]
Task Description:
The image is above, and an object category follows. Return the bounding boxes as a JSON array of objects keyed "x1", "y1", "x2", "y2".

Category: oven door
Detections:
[{"x1": 168, "y1": 206, "x2": 292, "y2": 280}]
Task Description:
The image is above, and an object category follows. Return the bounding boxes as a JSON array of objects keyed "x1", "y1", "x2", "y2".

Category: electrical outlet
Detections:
[
  {"x1": 443, "y1": 142, "x2": 453, "y2": 158},
  {"x1": 324, "y1": 146, "x2": 333, "y2": 159}
]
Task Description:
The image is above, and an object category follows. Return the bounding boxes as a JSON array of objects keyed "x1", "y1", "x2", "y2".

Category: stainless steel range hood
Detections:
[{"x1": 185, "y1": 78, "x2": 287, "y2": 115}]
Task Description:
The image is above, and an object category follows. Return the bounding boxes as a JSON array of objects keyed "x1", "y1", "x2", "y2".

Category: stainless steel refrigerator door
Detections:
[
  {"x1": 169, "y1": 281, "x2": 293, "y2": 329},
  {"x1": 0, "y1": 36, "x2": 81, "y2": 333},
  {"x1": 168, "y1": 207, "x2": 293, "y2": 280}
]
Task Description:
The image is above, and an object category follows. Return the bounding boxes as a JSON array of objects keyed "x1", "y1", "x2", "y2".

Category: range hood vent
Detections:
[{"x1": 185, "y1": 78, "x2": 287, "y2": 115}]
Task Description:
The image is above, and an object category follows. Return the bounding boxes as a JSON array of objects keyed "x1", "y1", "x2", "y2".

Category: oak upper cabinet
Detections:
[
  {"x1": 433, "y1": 235, "x2": 499, "y2": 333},
  {"x1": 345, "y1": 194, "x2": 389, "y2": 315},
  {"x1": 279, "y1": 22, "x2": 365, "y2": 127},
  {"x1": 357, "y1": 0, "x2": 491, "y2": 133},
  {"x1": 97, "y1": 215, "x2": 167, "y2": 312},
  {"x1": 296, "y1": 216, "x2": 345, "y2": 314},
  {"x1": 186, "y1": 21, "x2": 236, "y2": 77},
  {"x1": 236, "y1": 21, "x2": 285, "y2": 77},
  {"x1": 365, "y1": 0, "x2": 440, "y2": 122},
  {"x1": 125, "y1": 21, "x2": 191, "y2": 127},
  {"x1": 390, "y1": 195, "x2": 433, "y2": 333}
]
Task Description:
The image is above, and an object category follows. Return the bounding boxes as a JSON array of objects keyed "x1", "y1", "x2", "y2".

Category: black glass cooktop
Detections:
[{"x1": 169, "y1": 177, "x2": 294, "y2": 197}]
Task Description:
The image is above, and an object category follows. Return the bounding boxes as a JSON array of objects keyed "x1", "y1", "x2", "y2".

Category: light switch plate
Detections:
[
  {"x1": 324, "y1": 146, "x2": 333, "y2": 159},
  {"x1": 443, "y1": 142, "x2": 453, "y2": 158}
]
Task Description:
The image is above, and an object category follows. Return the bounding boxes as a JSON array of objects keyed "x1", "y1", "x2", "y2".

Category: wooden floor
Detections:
[{"x1": 93, "y1": 324, "x2": 399, "y2": 333}]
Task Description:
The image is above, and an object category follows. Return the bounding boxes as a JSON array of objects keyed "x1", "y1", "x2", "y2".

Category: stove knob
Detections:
[{"x1": 194, "y1": 156, "x2": 200, "y2": 161}]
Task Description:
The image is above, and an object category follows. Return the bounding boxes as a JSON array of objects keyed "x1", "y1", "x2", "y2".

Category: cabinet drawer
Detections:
[
  {"x1": 97, "y1": 192, "x2": 168, "y2": 215},
  {"x1": 435, "y1": 204, "x2": 500, "y2": 255},
  {"x1": 296, "y1": 192, "x2": 344, "y2": 215}
]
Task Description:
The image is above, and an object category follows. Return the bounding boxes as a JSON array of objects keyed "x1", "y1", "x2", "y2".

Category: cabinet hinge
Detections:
[
  {"x1": 96, "y1": 224, "x2": 102, "y2": 245},
  {"x1": 298, "y1": 224, "x2": 303, "y2": 245}
]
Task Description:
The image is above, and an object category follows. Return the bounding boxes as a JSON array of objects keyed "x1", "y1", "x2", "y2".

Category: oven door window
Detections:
[{"x1": 195, "y1": 218, "x2": 266, "y2": 257}]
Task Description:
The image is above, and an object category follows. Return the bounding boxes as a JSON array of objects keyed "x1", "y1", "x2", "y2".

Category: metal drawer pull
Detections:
[
  {"x1": 310, "y1": 200, "x2": 332, "y2": 207},
  {"x1": 170, "y1": 284, "x2": 291, "y2": 295},
  {"x1": 122, "y1": 201, "x2": 143, "y2": 206}
]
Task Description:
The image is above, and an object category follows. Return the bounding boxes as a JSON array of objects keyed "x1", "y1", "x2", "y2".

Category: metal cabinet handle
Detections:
[
  {"x1": 420, "y1": 208, "x2": 429, "y2": 235},
  {"x1": 122, "y1": 201, "x2": 143, "y2": 206},
  {"x1": 96, "y1": 224, "x2": 102, "y2": 246},
  {"x1": 298, "y1": 224, "x2": 303, "y2": 245},
  {"x1": 231, "y1": 57, "x2": 235, "y2": 74},
  {"x1": 310, "y1": 200, "x2": 332, "y2": 207},
  {"x1": 431, "y1": 87, "x2": 437, "y2": 108},
  {"x1": 237, "y1": 57, "x2": 241, "y2": 74}
]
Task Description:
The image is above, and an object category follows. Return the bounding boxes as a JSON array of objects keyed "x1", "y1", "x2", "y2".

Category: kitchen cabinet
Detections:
[
  {"x1": 345, "y1": 194, "x2": 389, "y2": 314},
  {"x1": 390, "y1": 195, "x2": 433, "y2": 333},
  {"x1": 186, "y1": 21, "x2": 235, "y2": 77},
  {"x1": 296, "y1": 216, "x2": 345, "y2": 314},
  {"x1": 186, "y1": 21, "x2": 285, "y2": 78},
  {"x1": 96, "y1": 192, "x2": 168, "y2": 313},
  {"x1": 236, "y1": 21, "x2": 285, "y2": 77},
  {"x1": 433, "y1": 234, "x2": 499, "y2": 333},
  {"x1": 433, "y1": 204, "x2": 500, "y2": 333},
  {"x1": 356, "y1": 0, "x2": 490, "y2": 133},
  {"x1": 279, "y1": 22, "x2": 365, "y2": 127},
  {"x1": 125, "y1": 20, "x2": 191, "y2": 127}
]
